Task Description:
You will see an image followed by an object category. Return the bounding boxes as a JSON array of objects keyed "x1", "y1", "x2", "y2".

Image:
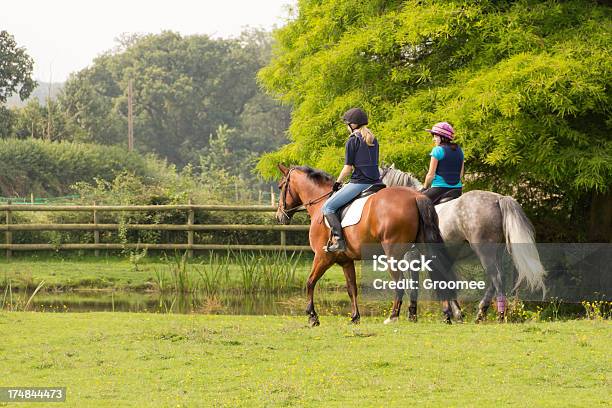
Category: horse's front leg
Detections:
[
  {"x1": 341, "y1": 261, "x2": 360, "y2": 324},
  {"x1": 306, "y1": 254, "x2": 332, "y2": 327}
]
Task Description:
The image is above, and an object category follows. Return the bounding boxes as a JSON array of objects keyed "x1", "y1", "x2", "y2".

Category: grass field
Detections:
[{"x1": 1, "y1": 312, "x2": 609, "y2": 407}]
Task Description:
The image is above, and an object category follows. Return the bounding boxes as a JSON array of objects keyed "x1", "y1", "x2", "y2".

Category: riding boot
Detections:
[{"x1": 324, "y1": 213, "x2": 346, "y2": 252}]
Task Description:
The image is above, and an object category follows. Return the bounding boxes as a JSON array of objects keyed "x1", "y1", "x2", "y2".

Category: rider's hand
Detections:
[{"x1": 333, "y1": 181, "x2": 343, "y2": 192}]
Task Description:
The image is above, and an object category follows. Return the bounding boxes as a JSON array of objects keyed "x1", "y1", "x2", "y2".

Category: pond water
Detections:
[
  {"x1": 5, "y1": 289, "x2": 398, "y2": 317},
  {"x1": 5, "y1": 289, "x2": 576, "y2": 319}
]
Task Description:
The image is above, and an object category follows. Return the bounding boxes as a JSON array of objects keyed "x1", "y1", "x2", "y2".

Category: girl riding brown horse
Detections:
[{"x1": 275, "y1": 109, "x2": 462, "y2": 326}]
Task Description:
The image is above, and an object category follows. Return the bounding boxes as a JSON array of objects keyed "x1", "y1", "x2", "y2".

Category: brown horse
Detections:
[{"x1": 275, "y1": 164, "x2": 462, "y2": 326}]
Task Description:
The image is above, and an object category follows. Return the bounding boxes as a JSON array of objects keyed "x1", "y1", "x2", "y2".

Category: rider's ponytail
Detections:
[{"x1": 358, "y1": 126, "x2": 376, "y2": 146}]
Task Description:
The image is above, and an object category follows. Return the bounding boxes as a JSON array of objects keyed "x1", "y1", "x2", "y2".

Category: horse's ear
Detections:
[
  {"x1": 390, "y1": 163, "x2": 396, "y2": 169},
  {"x1": 277, "y1": 163, "x2": 289, "y2": 176}
]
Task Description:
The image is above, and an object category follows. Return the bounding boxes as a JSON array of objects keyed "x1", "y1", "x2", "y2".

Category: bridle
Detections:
[
  {"x1": 278, "y1": 168, "x2": 333, "y2": 219},
  {"x1": 380, "y1": 166, "x2": 391, "y2": 181}
]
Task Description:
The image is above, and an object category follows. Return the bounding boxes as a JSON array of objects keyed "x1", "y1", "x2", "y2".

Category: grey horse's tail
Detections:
[
  {"x1": 499, "y1": 196, "x2": 546, "y2": 295},
  {"x1": 415, "y1": 196, "x2": 456, "y2": 300}
]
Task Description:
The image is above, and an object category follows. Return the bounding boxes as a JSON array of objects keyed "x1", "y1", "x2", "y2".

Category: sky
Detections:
[{"x1": 1, "y1": 0, "x2": 294, "y2": 82}]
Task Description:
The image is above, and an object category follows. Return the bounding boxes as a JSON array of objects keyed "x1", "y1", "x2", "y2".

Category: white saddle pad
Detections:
[{"x1": 324, "y1": 195, "x2": 373, "y2": 228}]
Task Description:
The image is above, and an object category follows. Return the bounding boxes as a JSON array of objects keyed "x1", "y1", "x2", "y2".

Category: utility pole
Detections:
[
  {"x1": 127, "y1": 79, "x2": 134, "y2": 152},
  {"x1": 46, "y1": 68, "x2": 53, "y2": 141}
]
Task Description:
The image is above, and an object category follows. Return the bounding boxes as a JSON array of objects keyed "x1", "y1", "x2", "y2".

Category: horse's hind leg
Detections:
[
  {"x1": 408, "y1": 268, "x2": 418, "y2": 322},
  {"x1": 473, "y1": 244, "x2": 505, "y2": 323},
  {"x1": 381, "y1": 243, "x2": 408, "y2": 324},
  {"x1": 476, "y1": 285, "x2": 495, "y2": 323},
  {"x1": 492, "y1": 264, "x2": 507, "y2": 323},
  {"x1": 340, "y1": 261, "x2": 360, "y2": 324},
  {"x1": 384, "y1": 267, "x2": 404, "y2": 325}
]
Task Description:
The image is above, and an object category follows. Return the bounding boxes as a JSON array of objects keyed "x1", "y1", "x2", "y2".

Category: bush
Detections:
[{"x1": 0, "y1": 138, "x2": 161, "y2": 197}]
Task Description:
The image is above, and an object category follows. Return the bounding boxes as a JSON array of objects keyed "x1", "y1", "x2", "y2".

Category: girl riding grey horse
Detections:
[{"x1": 422, "y1": 122, "x2": 464, "y2": 205}]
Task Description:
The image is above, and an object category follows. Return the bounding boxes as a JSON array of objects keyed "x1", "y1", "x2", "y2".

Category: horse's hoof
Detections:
[
  {"x1": 384, "y1": 316, "x2": 399, "y2": 325},
  {"x1": 350, "y1": 315, "x2": 361, "y2": 325},
  {"x1": 408, "y1": 307, "x2": 417, "y2": 322},
  {"x1": 497, "y1": 312, "x2": 506, "y2": 323},
  {"x1": 308, "y1": 316, "x2": 320, "y2": 327}
]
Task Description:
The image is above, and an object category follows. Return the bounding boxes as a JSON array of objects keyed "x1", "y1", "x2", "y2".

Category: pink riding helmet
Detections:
[{"x1": 426, "y1": 122, "x2": 455, "y2": 140}]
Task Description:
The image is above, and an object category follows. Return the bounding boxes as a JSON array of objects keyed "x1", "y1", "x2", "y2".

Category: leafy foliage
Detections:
[
  {"x1": 59, "y1": 30, "x2": 290, "y2": 166},
  {"x1": 10, "y1": 99, "x2": 86, "y2": 141},
  {"x1": 257, "y1": 0, "x2": 611, "y2": 240},
  {"x1": 0, "y1": 138, "x2": 160, "y2": 196},
  {"x1": 0, "y1": 30, "x2": 35, "y2": 103}
]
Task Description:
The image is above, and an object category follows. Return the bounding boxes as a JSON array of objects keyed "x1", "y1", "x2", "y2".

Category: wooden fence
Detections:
[{"x1": 0, "y1": 202, "x2": 312, "y2": 258}]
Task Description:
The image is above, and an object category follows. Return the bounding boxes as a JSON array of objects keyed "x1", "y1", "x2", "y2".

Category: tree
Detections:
[
  {"x1": 60, "y1": 30, "x2": 289, "y2": 166},
  {"x1": 12, "y1": 99, "x2": 86, "y2": 141},
  {"x1": 0, "y1": 30, "x2": 36, "y2": 103},
  {"x1": 0, "y1": 107, "x2": 17, "y2": 138},
  {"x1": 257, "y1": 0, "x2": 611, "y2": 241}
]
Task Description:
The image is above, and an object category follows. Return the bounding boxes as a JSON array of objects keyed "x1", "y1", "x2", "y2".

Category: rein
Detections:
[{"x1": 278, "y1": 168, "x2": 333, "y2": 218}]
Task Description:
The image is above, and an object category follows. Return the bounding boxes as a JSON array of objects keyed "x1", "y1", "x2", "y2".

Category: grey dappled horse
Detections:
[{"x1": 381, "y1": 165, "x2": 546, "y2": 322}]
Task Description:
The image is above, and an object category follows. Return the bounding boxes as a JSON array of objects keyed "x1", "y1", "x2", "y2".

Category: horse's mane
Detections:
[
  {"x1": 293, "y1": 166, "x2": 334, "y2": 186},
  {"x1": 380, "y1": 166, "x2": 423, "y2": 190}
]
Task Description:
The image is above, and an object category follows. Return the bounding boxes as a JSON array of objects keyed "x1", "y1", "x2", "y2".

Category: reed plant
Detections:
[
  {"x1": 195, "y1": 252, "x2": 230, "y2": 296},
  {"x1": 258, "y1": 251, "x2": 302, "y2": 293},
  {"x1": 152, "y1": 250, "x2": 305, "y2": 295},
  {"x1": 235, "y1": 251, "x2": 262, "y2": 293},
  {"x1": 1, "y1": 279, "x2": 45, "y2": 311}
]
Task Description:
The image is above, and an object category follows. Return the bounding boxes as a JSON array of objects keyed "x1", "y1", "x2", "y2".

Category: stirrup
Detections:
[{"x1": 324, "y1": 238, "x2": 346, "y2": 253}]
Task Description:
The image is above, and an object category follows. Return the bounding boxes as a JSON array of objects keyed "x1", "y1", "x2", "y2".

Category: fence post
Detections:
[
  {"x1": 187, "y1": 198, "x2": 194, "y2": 258},
  {"x1": 270, "y1": 185, "x2": 275, "y2": 206},
  {"x1": 93, "y1": 201, "x2": 99, "y2": 257},
  {"x1": 5, "y1": 200, "x2": 11, "y2": 259},
  {"x1": 280, "y1": 230, "x2": 286, "y2": 250}
]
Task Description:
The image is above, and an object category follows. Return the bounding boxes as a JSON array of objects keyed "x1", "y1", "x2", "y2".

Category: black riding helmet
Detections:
[{"x1": 342, "y1": 108, "x2": 368, "y2": 126}]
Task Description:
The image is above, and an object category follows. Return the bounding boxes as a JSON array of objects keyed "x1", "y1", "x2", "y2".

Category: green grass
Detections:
[
  {"x1": 0, "y1": 255, "x2": 347, "y2": 292},
  {"x1": 0, "y1": 313, "x2": 609, "y2": 407}
]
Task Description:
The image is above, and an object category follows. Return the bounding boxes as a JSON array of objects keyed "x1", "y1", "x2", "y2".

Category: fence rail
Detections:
[{"x1": 1, "y1": 202, "x2": 312, "y2": 257}]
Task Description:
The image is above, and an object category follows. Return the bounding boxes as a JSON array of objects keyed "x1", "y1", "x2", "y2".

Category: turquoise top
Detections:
[{"x1": 430, "y1": 146, "x2": 463, "y2": 188}]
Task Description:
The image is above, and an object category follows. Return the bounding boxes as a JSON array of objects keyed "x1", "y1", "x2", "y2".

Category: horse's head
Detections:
[
  {"x1": 275, "y1": 164, "x2": 303, "y2": 225},
  {"x1": 379, "y1": 163, "x2": 423, "y2": 190}
]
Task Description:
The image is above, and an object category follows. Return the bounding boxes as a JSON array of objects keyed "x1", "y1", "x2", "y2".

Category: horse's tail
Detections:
[
  {"x1": 415, "y1": 195, "x2": 456, "y2": 300},
  {"x1": 499, "y1": 196, "x2": 546, "y2": 295},
  {"x1": 415, "y1": 195, "x2": 443, "y2": 244}
]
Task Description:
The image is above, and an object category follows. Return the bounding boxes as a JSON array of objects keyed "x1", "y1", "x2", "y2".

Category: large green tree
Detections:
[
  {"x1": 60, "y1": 30, "x2": 290, "y2": 165},
  {"x1": 0, "y1": 30, "x2": 35, "y2": 103},
  {"x1": 0, "y1": 30, "x2": 36, "y2": 138},
  {"x1": 258, "y1": 0, "x2": 611, "y2": 241}
]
